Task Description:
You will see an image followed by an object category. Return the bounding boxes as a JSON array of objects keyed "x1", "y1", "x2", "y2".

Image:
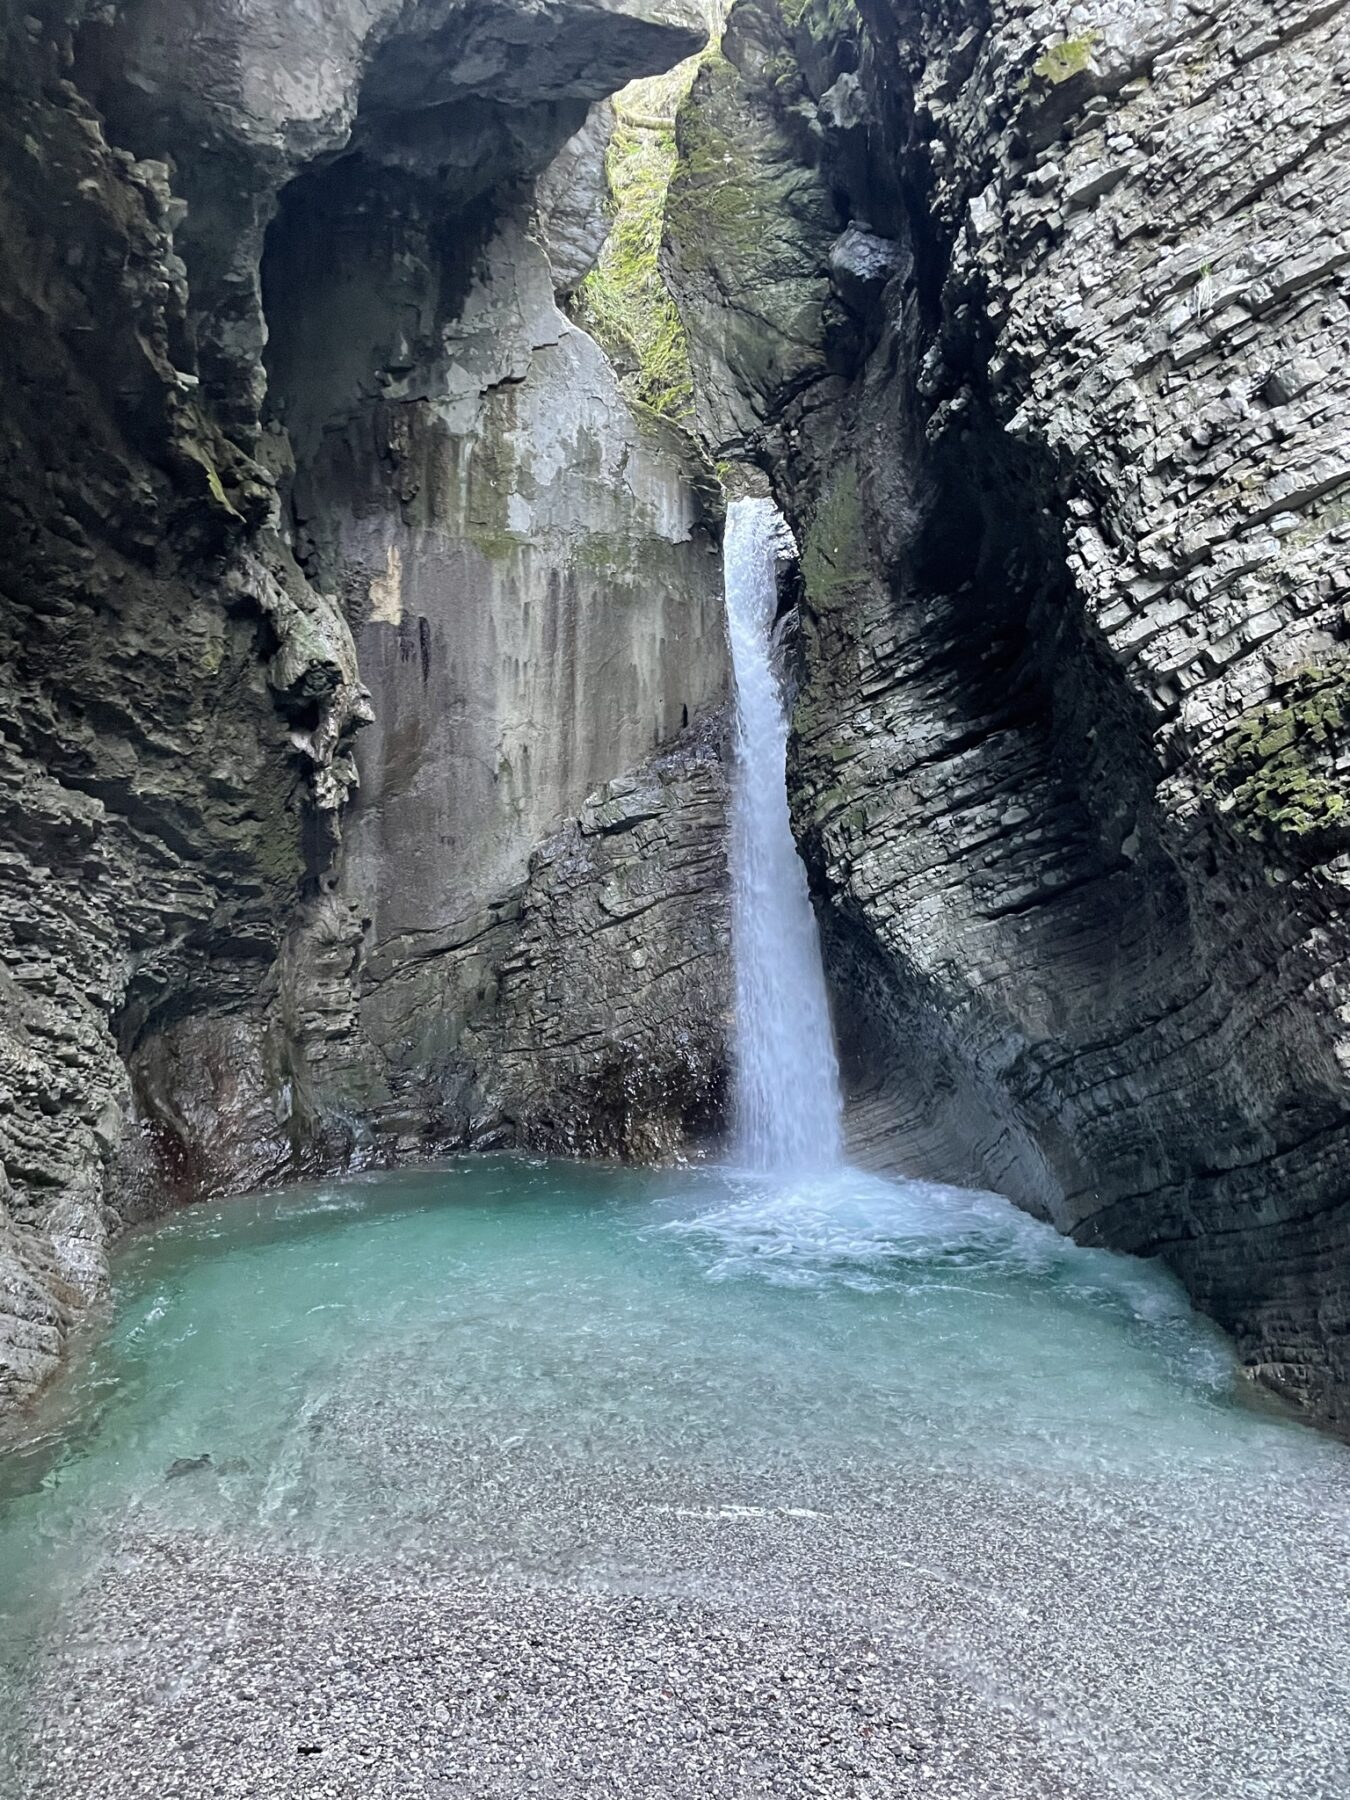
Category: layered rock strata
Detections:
[
  {"x1": 0, "y1": 0, "x2": 730, "y2": 1408},
  {"x1": 0, "y1": 0, "x2": 370, "y2": 1405},
  {"x1": 667, "y1": 0, "x2": 1350, "y2": 1420}
]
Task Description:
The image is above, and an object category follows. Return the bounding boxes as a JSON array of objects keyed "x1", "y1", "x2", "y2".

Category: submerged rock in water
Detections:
[{"x1": 165, "y1": 1455, "x2": 214, "y2": 1482}]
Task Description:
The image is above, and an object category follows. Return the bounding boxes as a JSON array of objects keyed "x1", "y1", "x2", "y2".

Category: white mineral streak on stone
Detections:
[{"x1": 367, "y1": 542, "x2": 403, "y2": 625}]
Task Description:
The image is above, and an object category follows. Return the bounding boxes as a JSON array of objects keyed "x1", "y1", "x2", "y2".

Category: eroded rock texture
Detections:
[
  {"x1": 258, "y1": 189, "x2": 728, "y2": 1161},
  {"x1": 0, "y1": 0, "x2": 729, "y2": 1406},
  {"x1": 0, "y1": 0, "x2": 369, "y2": 1404},
  {"x1": 480, "y1": 714, "x2": 731, "y2": 1158},
  {"x1": 667, "y1": 0, "x2": 1350, "y2": 1420}
]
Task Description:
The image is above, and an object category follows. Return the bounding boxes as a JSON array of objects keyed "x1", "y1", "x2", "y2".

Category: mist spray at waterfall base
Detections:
[{"x1": 716, "y1": 496, "x2": 938, "y2": 1265}]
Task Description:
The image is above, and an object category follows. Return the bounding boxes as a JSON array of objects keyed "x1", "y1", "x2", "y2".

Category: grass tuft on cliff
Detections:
[{"x1": 1031, "y1": 33, "x2": 1098, "y2": 84}]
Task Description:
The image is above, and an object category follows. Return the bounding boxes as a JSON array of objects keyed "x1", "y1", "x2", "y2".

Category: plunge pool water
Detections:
[{"x1": 2, "y1": 1157, "x2": 1347, "y2": 1797}]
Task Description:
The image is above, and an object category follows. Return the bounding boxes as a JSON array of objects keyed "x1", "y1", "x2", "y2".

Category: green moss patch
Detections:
[
  {"x1": 802, "y1": 464, "x2": 868, "y2": 606},
  {"x1": 1032, "y1": 33, "x2": 1097, "y2": 84},
  {"x1": 570, "y1": 530, "x2": 637, "y2": 573},
  {"x1": 781, "y1": 0, "x2": 856, "y2": 29},
  {"x1": 665, "y1": 90, "x2": 761, "y2": 271},
  {"x1": 572, "y1": 118, "x2": 693, "y2": 419},
  {"x1": 1204, "y1": 665, "x2": 1348, "y2": 847},
  {"x1": 465, "y1": 526, "x2": 526, "y2": 563}
]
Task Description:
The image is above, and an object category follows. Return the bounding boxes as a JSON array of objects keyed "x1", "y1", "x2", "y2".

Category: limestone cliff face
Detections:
[
  {"x1": 0, "y1": 0, "x2": 370, "y2": 1405},
  {"x1": 0, "y1": 0, "x2": 730, "y2": 1407},
  {"x1": 667, "y1": 0, "x2": 1350, "y2": 1422},
  {"x1": 258, "y1": 188, "x2": 729, "y2": 1160}
]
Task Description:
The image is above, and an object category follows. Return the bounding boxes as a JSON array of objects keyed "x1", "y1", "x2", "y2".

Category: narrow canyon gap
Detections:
[{"x1": 2, "y1": 0, "x2": 1350, "y2": 1793}]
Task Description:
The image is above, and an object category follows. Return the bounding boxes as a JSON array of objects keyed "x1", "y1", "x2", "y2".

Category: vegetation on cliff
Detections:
[
  {"x1": 1205, "y1": 663, "x2": 1349, "y2": 849},
  {"x1": 571, "y1": 65, "x2": 701, "y2": 418}
]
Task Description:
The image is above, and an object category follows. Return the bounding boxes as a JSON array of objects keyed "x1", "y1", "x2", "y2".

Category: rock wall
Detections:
[
  {"x1": 257, "y1": 171, "x2": 729, "y2": 1159},
  {"x1": 0, "y1": 0, "x2": 730, "y2": 1409},
  {"x1": 666, "y1": 0, "x2": 1350, "y2": 1422},
  {"x1": 478, "y1": 713, "x2": 731, "y2": 1158},
  {"x1": 0, "y1": 0, "x2": 368, "y2": 1406}
]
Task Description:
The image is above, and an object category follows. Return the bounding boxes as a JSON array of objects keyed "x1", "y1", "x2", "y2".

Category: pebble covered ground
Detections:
[{"x1": 7, "y1": 1454, "x2": 1350, "y2": 1799}]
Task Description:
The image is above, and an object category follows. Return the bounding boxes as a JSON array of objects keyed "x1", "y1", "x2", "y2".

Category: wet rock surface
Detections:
[
  {"x1": 0, "y1": 0, "x2": 727, "y2": 1406},
  {"x1": 260, "y1": 184, "x2": 731, "y2": 1161},
  {"x1": 665, "y1": 0, "x2": 1350, "y2": 1422},
  {"x1": 0, "y1": 1, "x2": 368, "y2": 1404},
  {"x1": 481, "y1": 715, "x2": 732, "y2": 1159}
]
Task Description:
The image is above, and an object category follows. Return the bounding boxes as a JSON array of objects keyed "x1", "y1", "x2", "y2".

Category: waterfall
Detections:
[{"x1": 724, "y1": 496, "x2": 844, "y2": 1172}]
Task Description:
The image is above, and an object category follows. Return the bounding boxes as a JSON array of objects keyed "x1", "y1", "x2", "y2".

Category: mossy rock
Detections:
[
  {"x1": 465, "y1": 526, "x2": 526, "y2": 563},
  {"x1": 666, "y1": 94, "x2": 758, "y2": 262},
  {"x1": 781, "y1": 0, "x2": 857, "y2": 31},
  {"x1": 570, "y1": 531, "x2": 637, "y2": 573},
  {"x1": 1203, "y1": 665, "x2": 1349, "y2": 850},
  {"x1": 572, "y1": 118, "x2": 693, "y2": 419},
  {"x1": 801, "y1": 464, "x2": 868, "y2": 607},
  {"x1": 666, "y1": 52, "x2": 818, "y2": 281},
  {"x1": 1032, "y1": 34, "x2": 1098, "y2": 84}
]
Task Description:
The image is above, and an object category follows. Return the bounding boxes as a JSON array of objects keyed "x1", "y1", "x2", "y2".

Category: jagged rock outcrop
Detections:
[
  {"x1": 667, "y1": 0, "x2": 1350, "y2": 1422},
  {"x1": 481, "y1": 713, "x2": 731, "y2": 1157},
  {"x1": 0, "y1": 0, "x2": 729, "y2": 1408},
  {"x1": 536, "y1": 105, "x2": 622, "y2": 301}
]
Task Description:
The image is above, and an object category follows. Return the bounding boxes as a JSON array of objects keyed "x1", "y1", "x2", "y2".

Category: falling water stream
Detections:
[{"x1": 724, "y1": 496, "x2": 844, "y2": 1170}]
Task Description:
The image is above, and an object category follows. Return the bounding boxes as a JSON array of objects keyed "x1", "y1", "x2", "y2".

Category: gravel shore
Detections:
[{"x1": 7, "y1": 1455, "x2": 1349, "y2": 1799}]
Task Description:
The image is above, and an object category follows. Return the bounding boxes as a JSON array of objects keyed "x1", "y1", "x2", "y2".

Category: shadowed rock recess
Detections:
[
  {"x1": 665, "y1": 0, "x2": 1350, "y2": 1421},
  {"x1": 0, "y1": 0, "x2": 730, "y2": 1405}
]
